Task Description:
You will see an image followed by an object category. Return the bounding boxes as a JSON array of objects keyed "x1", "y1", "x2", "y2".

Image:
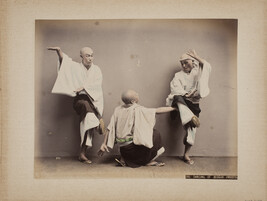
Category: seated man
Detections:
[
  {"x1": 166, "y1": 49, "x2": 211, "y2": 165},
  {"x1": 98, "y1": 90, "x2": 176, "y2": 168}
]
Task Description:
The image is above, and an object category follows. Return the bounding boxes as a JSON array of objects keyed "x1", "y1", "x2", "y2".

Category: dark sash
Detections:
[
  {"x1": 171, "y1": 95, "x2": 201, "y2": 120},
  {"x1": 73, "y1": 93, "x2": 105, "y2": 134}
]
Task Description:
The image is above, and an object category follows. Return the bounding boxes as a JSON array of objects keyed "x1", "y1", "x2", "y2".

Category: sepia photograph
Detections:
[
  {"x1": 1, "y1": 0, "x2": 266, "y2": 200},
  {"x1": 35, "y1": 19, "x2": 237, "y2": 179}
]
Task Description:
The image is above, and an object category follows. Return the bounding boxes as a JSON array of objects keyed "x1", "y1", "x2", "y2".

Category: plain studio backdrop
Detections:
[{"x1": 35, "y1": 19, "x2": 237, "y2": 158}]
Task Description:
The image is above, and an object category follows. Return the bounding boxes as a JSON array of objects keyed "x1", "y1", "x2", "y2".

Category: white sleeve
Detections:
[
  {"x1": 170, "y1": 74, "x2": 187, "y2": 96},
  {"x1": 83, "y1": 65, "x2": 103, "y2": 101},
  {"x1": 198, "y1": 60, "x2": 212, "y2": 98},
  {"x1": 133, "y1": 107, "x2": 156, "y2": 148},
  {"x1": 106, "y1": 109, "x2": 117, "y2": 149},
  {"x1": 166, "y1": 73, "x2": 187, "y2": 106},
  {"x1": 51, "y1": 53, "x2": 80, "y2": 97}
]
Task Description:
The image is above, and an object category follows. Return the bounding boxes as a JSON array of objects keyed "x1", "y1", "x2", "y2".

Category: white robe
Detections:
[
  {"x1": 166, "y1": 60, "x2": 211, "y2": 106},
  {"x1": 166, "y1": 60, "x2": 211, "y2": 145},
  {"x1": 51, "y1": 53, "x2": 103, "y2": 146},
  {"x1": 106, "y1": 104, "x2": 156, "y2": 149}
]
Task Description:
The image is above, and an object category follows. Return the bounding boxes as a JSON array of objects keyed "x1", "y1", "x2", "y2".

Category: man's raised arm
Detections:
[
  {"x1": 47, "y1": 46, "x2": 63, "y2": 67},
  {"x1": 186, "y1": 49, "x2": 205, "y2": 66}
]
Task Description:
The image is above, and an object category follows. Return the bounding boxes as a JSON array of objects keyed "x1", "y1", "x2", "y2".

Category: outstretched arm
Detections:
[
  {"x1": 156, "y1": 106, "x2": 176, "y2": 114},
  {"x1": 47, "y1": 46, "x2": 63, "y2": 67}
]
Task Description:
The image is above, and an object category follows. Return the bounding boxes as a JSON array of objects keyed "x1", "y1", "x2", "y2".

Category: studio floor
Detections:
[{"x1": 34, "y1": 156, "x2": 237, "y2": 179}]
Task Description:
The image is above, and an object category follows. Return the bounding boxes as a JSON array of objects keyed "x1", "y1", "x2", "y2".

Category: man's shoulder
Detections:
[
  {"x1": 92, "y1": 63, "x2": 99, "y2": 68},
  {"x1": 134, "y1": 105, "x2": 156, "y2": 116},
  {"x1": 133, "y1": 104, "x2": 149, "y2": 111},
  {"x1": 62, "y1": 53, "x2": 79, "y2": 65},
  {"x1": 116, "y1": 104, "x2": 141, "y2": 112},
  {"x1": 174, "y1": 70, "x2": 184, "y2": 77},
  {"x1": 114, "y1": 105, "x2": 124, "y2": 112},
  {"x1": 112, "y1": 105, "x2": 128, "y2": 116},
  {"x1": 92, "y1": 64, "x2": 102, "y2": 73},
  {"x1": 115, "y1": 105, "x2": 123, "y2": 109}
]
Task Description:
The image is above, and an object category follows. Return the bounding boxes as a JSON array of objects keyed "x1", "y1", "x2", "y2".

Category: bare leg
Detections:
[
  {"x1": 115, "y1": 157, "x2": 126, "y2": 167},
  {"x1": 151, "y1": 147, "x2": 165, "y2": 161},
  {"x1": 184, "y1": 144, "x2": 192, "y2": 161},
  {"x1": 79, "y1": 130, "x2": 92, "y2": 164},
  {"x1": 183, "y1": 144, "x2": 194, "y2": 165},
  {"x1": 146, "y1": 147, "x2": 165, "y2": 167},
  {"x1": 115, "y1": 147, "x2": 126, "y2": 167}
]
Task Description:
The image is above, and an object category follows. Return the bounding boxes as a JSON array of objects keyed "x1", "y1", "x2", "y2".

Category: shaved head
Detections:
[
  {"x1": 121, "y1": 90, "x2": 139, "y2": 104},
  {"x1": 80, "y1": 47, "x2": 94, "y2": 68},
  {"x1": 80, "y1": 47, "x2": 93, "y2": 56}
]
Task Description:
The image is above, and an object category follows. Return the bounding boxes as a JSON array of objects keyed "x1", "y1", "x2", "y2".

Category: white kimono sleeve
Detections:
[
  {"x1": 133, "y1": 107, "x2": 156, "y2": 148},
  {"x1": 166, "y1": 74, "x2": 187, "y2": 106},
  {"x1": 83, "y1": 65, "x2": 103, "y2": 102},
  {"x1": 197, "y1": 61, "x2": 212, "y2": 98},
  {"x1": 51, "y1": 53, "x2": 82, "y2": 97},
  {"x1": 170, "y1": 74, "x2": 187, "y2": 96},
  {"x1": 106, "y1": 111, "x2": 117, "y2": 149}
]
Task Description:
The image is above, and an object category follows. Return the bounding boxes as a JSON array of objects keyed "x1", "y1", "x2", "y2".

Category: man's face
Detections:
[
  {"x1": 180, "y1": 59, "x2": 193, "y2": 73},
  {"x1": 81, "y1": 48, "x2": 94, "y2": 68},
  {"x1": 133, "y1": 93, "x2": 139, "y2": 104}
]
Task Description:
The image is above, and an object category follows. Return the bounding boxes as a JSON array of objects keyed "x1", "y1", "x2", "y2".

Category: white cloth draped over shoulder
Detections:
[
  {"x1": 107, "y1": 103, "x2": 156, "y2": 149},
  {"x1": 51, "y1": 53, "x2": 103, "y2": 146},
  {"x1": 166, "y1": 60, "x2": 212, "y2": 106}
]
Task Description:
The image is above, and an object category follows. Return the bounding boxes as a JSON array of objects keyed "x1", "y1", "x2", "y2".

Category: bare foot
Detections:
[
  {"x1": 183, "y1": 156, "x2": 194, "y2": 165},
  {"x1": 115, "y1": 158, "x2": 126, "y2": 167},
  {"x1": 191, "y1": 116, "x2": 200, "y2": 127},
  {"x1": 146, "y1": 161, "x2": 165, "y2": 167},
  {"x1": 79, "y1": 153, "x2": 92, "y2": 164}
]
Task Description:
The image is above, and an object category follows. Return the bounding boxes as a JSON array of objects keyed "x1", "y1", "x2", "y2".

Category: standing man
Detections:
[
  {"x1": 166, "y1": 49, "x2": 211, "y2": 165},
  {"x1": 48, "y1": 46, "x2": 104, "y2": 164}
]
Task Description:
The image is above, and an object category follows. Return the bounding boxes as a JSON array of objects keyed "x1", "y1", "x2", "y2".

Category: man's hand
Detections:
[
  {"x1": 184, "y1": 93, "x2": 192, "y2": 98},
  {"x1": 47, "y1": 46, "x2": 61, "y2": 51},
  {"x1": 185, "y1": 88, "x2": 198, "y2": 98},
  {"x1": 186, "y1": 49, "x2": 197, "y2": 58},
  {"x1": 186, "y1": 49, "x2": 204, "y2": 65},
  {"x1": 47, "y1": 47, "x2": 63, "y2": 65},
  {"x1": 74, "y1": 87, "x2": 84, "y2": 93},
  {"x1": 97, "y1": 144, "x2": 109, "y2": 157},
  {"x1": 99, "y1": 118, "x2": 105, "y2": 135}
]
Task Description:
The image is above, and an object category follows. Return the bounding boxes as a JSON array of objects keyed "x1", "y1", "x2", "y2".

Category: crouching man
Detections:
[{"x1": 98, "y1": 90, "x2": 176, "y2": 168}]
